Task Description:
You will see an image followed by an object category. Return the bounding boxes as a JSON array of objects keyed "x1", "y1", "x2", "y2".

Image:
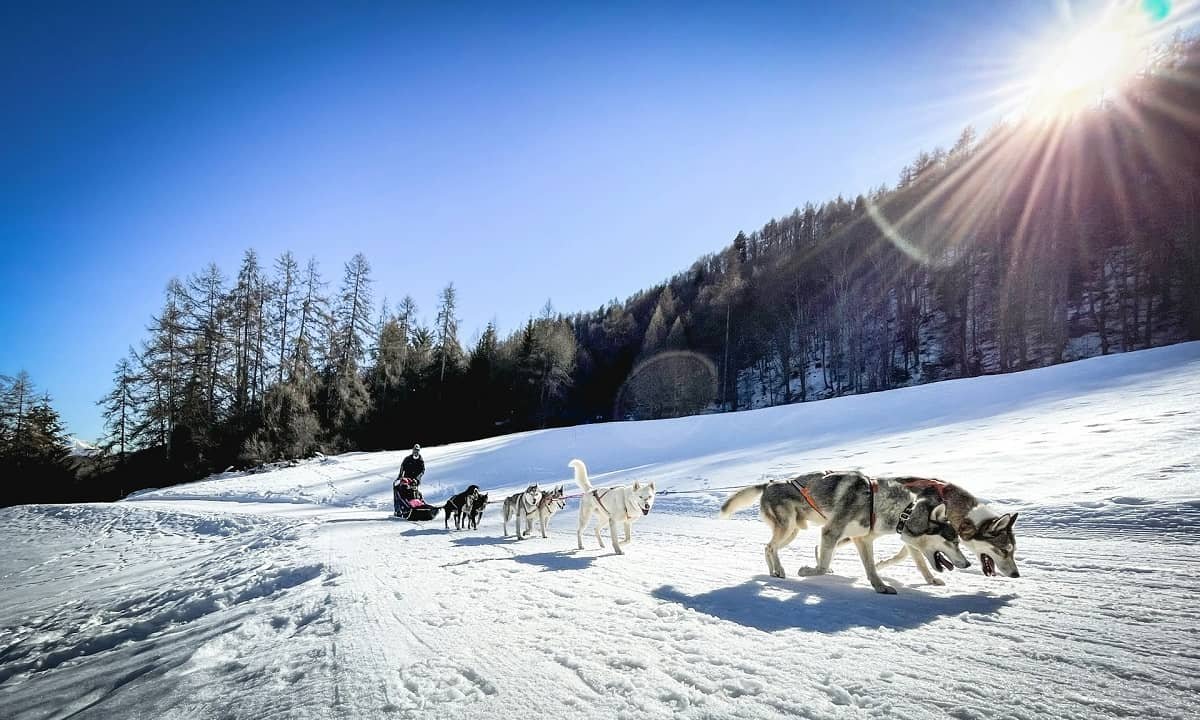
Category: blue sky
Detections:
[{"x1": 0, "y1": 1, "x2": 1145, "y2": 440}]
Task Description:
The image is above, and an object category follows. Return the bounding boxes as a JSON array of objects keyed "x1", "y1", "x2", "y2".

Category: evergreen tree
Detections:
[
  {"x1": 99, "y1": 355, "x2": 142, "y2": 462},
  {"x1": 434, "y1": 283, "x2": 463, "y2": 386}
]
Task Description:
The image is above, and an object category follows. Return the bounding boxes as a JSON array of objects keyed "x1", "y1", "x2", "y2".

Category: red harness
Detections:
[{"x1": 902, "y1": 478, "x2": 948, "y2": 501}]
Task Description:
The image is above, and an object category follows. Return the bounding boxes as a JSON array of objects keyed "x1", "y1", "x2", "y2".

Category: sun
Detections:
[{"x1": 1019, "y1": 8, "x2": 1153, "y2": 120}]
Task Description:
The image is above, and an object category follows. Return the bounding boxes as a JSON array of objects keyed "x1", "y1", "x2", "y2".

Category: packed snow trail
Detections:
[{"x1": 2, "y1": 342, "x2": 1199, "y2": 719}]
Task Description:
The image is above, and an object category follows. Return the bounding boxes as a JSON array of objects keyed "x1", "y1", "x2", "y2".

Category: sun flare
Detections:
[{"x1": 1019, "y1": 8, "x2": 1154, "y2": 120}]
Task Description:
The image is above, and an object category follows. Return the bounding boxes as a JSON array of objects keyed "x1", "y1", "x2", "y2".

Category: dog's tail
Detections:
[
  {"x1": 568, "y1": 458, "x2": 592, "y2": 492},
  {"x1": 718, "y1": 484, "x2": 767, "y2": 519}
]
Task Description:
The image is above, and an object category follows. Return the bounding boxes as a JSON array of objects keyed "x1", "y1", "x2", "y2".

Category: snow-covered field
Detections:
[{"x1": 3, "y1": 343, "x2": 1199, "y2": 719}]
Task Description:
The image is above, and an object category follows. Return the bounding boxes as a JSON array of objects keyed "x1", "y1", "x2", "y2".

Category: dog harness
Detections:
[
  {"x1": 788, "y1": 477, "x2": 827, "y2": 520},
  {"x1": 895, "y1": 502, "x2": 915, "y2": 534},
  {"x1": 902, "y1": 478, "x2": 948, "y2": 501},
  {"x1": 589, "y1": 488, "x2": 643, "y2": 519},
  {"x1": 866, "y1": 478, "x2": 878, "y2": 532}
]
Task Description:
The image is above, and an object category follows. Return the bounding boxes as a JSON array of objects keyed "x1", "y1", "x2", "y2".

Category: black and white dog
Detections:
[
  {"x1": 465, "y1": 492, "x2": 488, "y2": 530},
  {"x1": 443, "y1": 485, "x2": 481, "y2": 530}
]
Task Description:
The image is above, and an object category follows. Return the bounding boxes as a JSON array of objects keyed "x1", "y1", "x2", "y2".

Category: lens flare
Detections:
[{"x1": 1020, "y1": 8, "x2": 1152, "y2": 121}]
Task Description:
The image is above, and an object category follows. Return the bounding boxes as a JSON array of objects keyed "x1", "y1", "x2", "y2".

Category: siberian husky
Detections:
[
  {"x1": 719, "y1": 470, "x2": 970, "y2": 594},
  {"x1": 518, "y1": 485, "x2": 567, "y2": 539},
  {"x1": 569, "y1": 459, "x2": 655, "y2": 555},
  {"x1": 875, "y1": 477, "x2": 1020, "y2": 581},
  {"x1": 502, "y1": 485, "x2": 543, "y2": 539}
]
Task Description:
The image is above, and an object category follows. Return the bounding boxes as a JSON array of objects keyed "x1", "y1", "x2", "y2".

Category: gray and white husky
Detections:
[
  {"x1": 517, "y1": 485, "x2": 567, "y2": 539},
  {"x1": 719, "y1": 470, "x2": 970, "y2": 594},
  {"x1": 502, "y1": 484, "x2": 543, "y2": 539},
  {"x1": 874, "y1": 477, "x2": 1020, "y2": 581},
  {"x1": 570, "y1": 459, "x2": 656, "y2": 555}
]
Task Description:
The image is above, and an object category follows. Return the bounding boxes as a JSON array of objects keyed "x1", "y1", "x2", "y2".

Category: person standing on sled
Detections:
[{"x1": 394, "y1": 444, "x2": 426, "y2": 516}]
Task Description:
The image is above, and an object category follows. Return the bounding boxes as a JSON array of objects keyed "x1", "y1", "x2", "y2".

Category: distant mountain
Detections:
[{"x1": 66, "y1": 437, "x2": 99, "y2": 458}]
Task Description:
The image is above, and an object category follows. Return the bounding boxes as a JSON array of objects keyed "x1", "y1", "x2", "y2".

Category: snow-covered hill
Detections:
[{"x1": 3, "y1": 343, "x2": 1198, "y2": 719}]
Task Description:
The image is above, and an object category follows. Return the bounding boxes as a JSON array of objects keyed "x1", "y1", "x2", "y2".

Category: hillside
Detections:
[{"x1": 2, "y1": 343, "x2": 1198, "y2": 719}]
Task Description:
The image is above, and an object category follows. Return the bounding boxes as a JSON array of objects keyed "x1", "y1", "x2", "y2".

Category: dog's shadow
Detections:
[
  {"x1": 652, "y1": 575, "x2": 1015, "y2": 633},
  {"x1": 512, "y1": 550, "x2": 595, "y2": 572},
  {"x1": 399, "y1": 526, "x2": 452, "y2": 537},
  {"x1": 451, "y1": 535, "x2": 512, "y2": 547},
  {"x1": 449, "y1": 536, "x2": 596, "y2": 572}
]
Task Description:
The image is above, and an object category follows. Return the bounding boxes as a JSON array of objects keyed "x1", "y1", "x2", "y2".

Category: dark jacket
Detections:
[{"x1": 400, "y1": 453, "x2": 425, "y2": 482}]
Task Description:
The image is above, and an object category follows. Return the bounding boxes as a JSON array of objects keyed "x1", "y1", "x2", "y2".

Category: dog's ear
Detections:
[
  {"x1": 633, "y1": 480, "x2": 641, "y2": 490},
  {"x1": 997, "y1": 513, "x2": 1016, "y2": 531},
  {"x1": 930, "y1": 503, "x2": 948, "y2": 523}
]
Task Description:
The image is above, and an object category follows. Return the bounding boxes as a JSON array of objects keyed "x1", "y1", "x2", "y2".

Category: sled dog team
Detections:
[{"x1": 449, "y1": 459, "x2": 1019, "y2": 592}]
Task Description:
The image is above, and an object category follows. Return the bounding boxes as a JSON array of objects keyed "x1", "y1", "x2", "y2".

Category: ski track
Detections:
[{"x1": 2, "y1": 343, "x2": 1199, "y2": 719}]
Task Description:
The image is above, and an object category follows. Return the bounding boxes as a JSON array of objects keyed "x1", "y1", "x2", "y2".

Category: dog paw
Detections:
[
  {"x1": 770, "y1": 570, "x2": 786, "y2": 579},
  {"x1": 796, "y1": 566, "x2": 828, "y2": 577},
  {"x1": 928, "y1": 577, "x2": 946, "y2": 587},
  {"x1": 875, "y1": 585, "x2": 898, "y2": 595}
]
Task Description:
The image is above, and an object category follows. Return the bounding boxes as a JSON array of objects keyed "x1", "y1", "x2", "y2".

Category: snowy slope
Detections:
[{"x1": 3, "y1": 343, "x2": 1199, "y2": 719}]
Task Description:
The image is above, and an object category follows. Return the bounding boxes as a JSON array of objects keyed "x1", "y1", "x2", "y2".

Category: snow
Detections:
[
  {"x1": 3, "y1": 342, "x2": 1199, "y2": 719},
  {"x1": 65, "y1": 436, "x2": 98, "y2": 458}
]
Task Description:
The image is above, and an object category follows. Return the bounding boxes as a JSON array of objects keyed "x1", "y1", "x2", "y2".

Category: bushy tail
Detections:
[
  {"x1": 719, "y1": 484, "x2": 767, "y2": 519},
  {"x1": 568, "y1": 459, "x2": 592, "y2": 491}
]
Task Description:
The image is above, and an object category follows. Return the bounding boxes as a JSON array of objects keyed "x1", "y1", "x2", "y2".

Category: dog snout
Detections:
[{"x1": 1010, "y1": 569, "x2": 1020, "y2": 578}]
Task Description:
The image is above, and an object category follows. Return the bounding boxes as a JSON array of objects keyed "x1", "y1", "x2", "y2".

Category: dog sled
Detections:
[{"x1": 394, "y1": 477, "x2": 440, "y2": 521}]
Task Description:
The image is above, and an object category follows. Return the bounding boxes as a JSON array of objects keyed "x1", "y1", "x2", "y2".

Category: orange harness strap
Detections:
[{"x1": 788, "y1": 478, "x2": 827, "y2": 520}]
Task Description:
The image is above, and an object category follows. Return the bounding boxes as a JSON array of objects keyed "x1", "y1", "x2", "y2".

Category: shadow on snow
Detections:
[
  {"x1": 511, "y1": 550, "x2": 595, "y2": 572},
  {"x1": 652, "y1": 574, "x2": 1015, "y2": 633}
]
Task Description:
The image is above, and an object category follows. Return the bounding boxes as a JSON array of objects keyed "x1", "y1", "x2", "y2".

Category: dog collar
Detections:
[{"x1": 896, "y1": 502, "x2": 915, "y2": 534}]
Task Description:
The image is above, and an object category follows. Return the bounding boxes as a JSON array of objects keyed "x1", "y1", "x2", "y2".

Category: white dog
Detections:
[{"x1": 569, "y1": 459, "x2": 655, "y2": 555}]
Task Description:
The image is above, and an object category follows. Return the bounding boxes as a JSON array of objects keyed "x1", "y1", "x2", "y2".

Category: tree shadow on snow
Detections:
[{"x1": 652, "y1": 575, "x2": 1015, "y2": 633}]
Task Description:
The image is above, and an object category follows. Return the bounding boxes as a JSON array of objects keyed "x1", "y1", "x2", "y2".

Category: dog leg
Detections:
[
  {"x1": 798, "y1": 528, "x2": 839, "y2": 577},
  {"x1": 909, "y1": 547, "x2": 944, "y2": 586},
  {"x1": 853, "y1": 537, "x2": 897, "y2": 594},
  {"x1": 623, "y1": 520, "x2": 632, "y2": 543},
  {"x1": 577, "y1": 504, "x2": 591, "y2": 550},
  {"x1": 608, "y1": 515, "x2": 624, "y2": 555},
  {"x1": 765, "y1": 521, "x2": 792, "y2": 578},
  {"x1": 875, "y1": 546, "x2": 907, "y2": 569},
  {"x1": 540, "y1": 510, "x2": 548, "y2": 539}
]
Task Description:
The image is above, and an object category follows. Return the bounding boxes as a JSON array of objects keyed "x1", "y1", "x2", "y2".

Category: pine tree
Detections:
[
  {"x1": 183, "y1": 263, "x2": 229, "y2": 429},
  {"x1": 641, "y1": 305, "x2": 668, "y2": 356},
  {"x1": 335, "y1": 253, "x2": 374, "y2": 374},
  {"x1": 2, "y1": 371, "x2": 36, "y2": 459},
  {"x1": 138, "y1": 279, "x2": 187, "y2": 451},
  {"x1": 434, "y1": 283, "x2": 462, "y2": 384},
  {"x1": 272, "y1": 252, "x2": 300, "y2": 385},
  {"x1": 230, "y1": 249, "x2": 268, "y2": 415},
  {"x1": 293, "y1": 258, "x2": 326, "y2": 382},
  {"x1": 99, "y1": 355, "x2": 142, "y2": 462}
]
